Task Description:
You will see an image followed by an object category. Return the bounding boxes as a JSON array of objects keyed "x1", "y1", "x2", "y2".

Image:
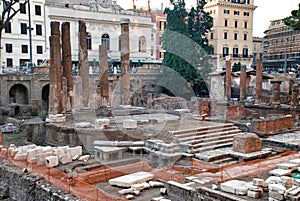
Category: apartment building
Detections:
[
  {"x1": 2, "y1": 0, "x2": 47, "y2": 67},
  {"x1": 204, "y1": 0, "x2": 257, "y2": 71},
  {"x1": 263, "y1": 19, "x2": 300, "y2": 72},
  {"x1": 1, "y1": 0, "x2": 157, "y2": 67}
]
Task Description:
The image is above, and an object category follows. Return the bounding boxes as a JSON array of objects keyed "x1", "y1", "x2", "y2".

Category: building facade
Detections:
[
  {"x1": 204, "y1": 0, "x2": 257, "y2": 71},
  {"x1": 263, "y1": 19, "x2": 300, "y2": 72},
  {"x1": 1, "y1": 0, "x2": 158, "y2": 69},
  {"x1": 252, "y1": 37, "x2": 263, "y2": 68},
  {"x1": 2, "y1": 0, "x2": 47, "y2": 67}
]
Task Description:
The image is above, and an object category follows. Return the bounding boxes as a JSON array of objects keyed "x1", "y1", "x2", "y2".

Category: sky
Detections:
[{"x1": 117, "y1": 0, "x2": 300, "y2": 37}]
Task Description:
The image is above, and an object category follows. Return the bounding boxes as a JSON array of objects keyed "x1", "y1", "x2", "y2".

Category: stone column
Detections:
[
  {"x1": 99, "y1": 45, "x2": 109, "y2": 106},
  {"x1": 240, "y1": 65, "x2": 247, "y2": 102},
  {"x1": 292, "y1": 84, "x2": 299, "y2": 106},
  {"x1": 78, "y1": 21, "x2": 89, "y2": 107},
  {"x1": 225, "y1": 61, "x2": 232, "y2": 101},
  {"x1": 256, "y1": 60, "x2": 263, "y2": 102},
  {"x1": 49, "y1": 21, "x2": 63, "y2": 114},
  {"x1": 271, "y1": 80, "x2": 282, "y2": 104},
  {"x1": 61, "y1": 22, "x2": 73, "y2": 111},
  {"x1": 120, "y1": 18, "x2": 131, "y2": 105}
]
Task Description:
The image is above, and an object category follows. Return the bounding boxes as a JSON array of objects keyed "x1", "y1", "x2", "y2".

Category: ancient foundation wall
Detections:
[
  {"x1": 0, "y1": 163, "x2": 81, "y2": 201},
  {"x1": 250, "y1": 115, "x2": 294, "y2": 133},
  {"x1": 164, "y1": 181, "x2": 246, "y2": 201}
]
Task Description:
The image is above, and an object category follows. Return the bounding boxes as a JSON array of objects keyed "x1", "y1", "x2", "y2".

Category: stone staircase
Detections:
[{"x1": 169, "y1": 123, "x2": 243, "y2": 154}]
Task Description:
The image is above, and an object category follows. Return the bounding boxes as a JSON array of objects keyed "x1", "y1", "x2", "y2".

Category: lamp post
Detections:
[{"x1": 27, "y1": 0, "x2": 33, "y2": 73}]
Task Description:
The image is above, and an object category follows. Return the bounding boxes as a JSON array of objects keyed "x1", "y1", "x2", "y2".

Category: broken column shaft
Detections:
[
  {"x1": 240, "y1": 65, "x2": 246, "y2": 102},
  {"x1": 271, "y1": 80, "x2": 282, "y2": 104},
  {"x1": 120, "y1": 18, "x2": 131, "y2": 105},
  {"x1": 225, "y1": 60, "x2": 232, "y2": 101},
  {"x1": 99, "y1": 45, "x2": 109, "y2": 105},
  {"x1": 61, "y1": 22, "x2": 73, "y2": 110},
  {"x1": 256, "y1": 60, "x2": 263, "y2": 102},
  {"x1": 78, "y1": 21, "x2": 89, "y2": 107},
  {"x1": 49, "y1": 21, "x2": 63, "y2": 114},
  {"x1": 292, "y1": 84, "x2": 299, "y2": 106}
]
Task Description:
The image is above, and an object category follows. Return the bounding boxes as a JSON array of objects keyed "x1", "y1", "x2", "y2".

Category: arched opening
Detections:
[
  {"x1": 9, "y1": 84, "x2": 29, "y2": 104},
  {"x1": 101, "y1": 34, "x2": 110, "y2": 51},
  {"x1": 42, "y1": 84, "x2": 50, "y2": 112}
]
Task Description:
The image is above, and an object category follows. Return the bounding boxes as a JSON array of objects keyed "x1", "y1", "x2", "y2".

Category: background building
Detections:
[
  {"x1": 1, "y1": 0, "x2": 161, "y2": 69},
  {"x1": 204, "y1": 0, "x2": 257, "y2": 71},
  {"x1": 263, "y1": 19, "x2": 300, "y2": 72},
  {"x1": 252, "y1": 37, "x2": 263, "y2": 68}
]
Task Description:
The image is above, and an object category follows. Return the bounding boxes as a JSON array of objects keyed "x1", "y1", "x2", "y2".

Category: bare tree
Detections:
[{"x1": 0, "y1": 0, "x2": 29, "y2": 70}]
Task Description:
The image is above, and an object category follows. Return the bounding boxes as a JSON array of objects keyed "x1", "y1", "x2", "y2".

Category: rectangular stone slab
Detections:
[{"x1": 109, "y1": 171, "x2": 154, "y2": 187}]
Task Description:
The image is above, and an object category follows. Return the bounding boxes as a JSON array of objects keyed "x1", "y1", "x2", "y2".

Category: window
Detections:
[
  {"x1": 244, "y1": 21, "x2": 248, "y2": 29},
  {"x1": 5, "y1": 22, "x2": 11, "y2": 33},
  {"x1": 224, "y1": 9, "x2": 230, "y2": 14},
  {"x1": 6, "y1": 58, "x2": 13, "y2": 67},
  {"x1": 21, "y1": 45, "x2": 28, "y2": 53},
  {"x1": 253, "y1": 53, "x2": 257, "y2": 62},
  {"x1": 35, "y1": 5, "x2": 41, "y2": 15},
  {"x1": 37, "y1": 59, "x2": 43, "y2": 65},
  {"x1": 244, "y1": 33, "x2": 247, "y2": 40},
  {"x1": 159, "y1": 21, "x2": 166, "y2": 31},
  {"x1": 36, "y1": 24, "x2": 42, "y2": 35},
  {"x1": 210, "y1": 32, "x2": 213, "y2": 39},
  {"x1": 234, "y1": 10, "x2": 240, "y2": 15},
  {"x1": 243, "y1": 48, "x2": 248, "y2": 57},
  {"x1": 87, "y1": 32, "x2": 92, "y2": 50},
  {"x1": 160, "y1": 52, "x2": 165, "y2": 59},
  {"x1": 5, "y1": 44, "x2": 12, "y2": 53},
  {"x1": 224, "y1": 32, "x2": 228, "y2": 39},
  {"x1": 234, "y1": 33, "x2": 238, "y2": 40},
  {"x1": 224, "y1": 19, "x2": 228, "y2": 27},
  {"x1": 37, "y1": 45, "x2": 43, "y2": 54},
  {"x1": 233, "y1": 48, "x2": 238, "y2": 57},
  {"x1": 101, "y1": 34, "x2": 110, "y2": 50},
  {"x1": 245, "y1": 0, "x2": 250, "y2": 4},
  {"x1": 21, "y1": 23, "x2": 27, "y2": 34},
  {"x1": 20, "y1": 3, "x2": 26, "y2": 14},
  {"x1": 234, "y1": 21, "x2": 238, "y2": 28},
  {"x1": 244, "y1": 12, "x2": 249, "y2": 16},
  {"x1": 223, "y1": 47, "x2": 229, "y2": 57},
  {"x1": 139, "y1": 36, "x2": 146, "y2": 52}
]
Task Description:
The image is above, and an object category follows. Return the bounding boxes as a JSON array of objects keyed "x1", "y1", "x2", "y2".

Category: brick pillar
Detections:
[
  {"x1": 240, "y1": 65, "x2": 247, "y2": 102},
  {"x1": 292, "y1": 84, "x2": 299, "y2": 106},
  {"x1": 256, "y1": 60, "x2": 263, "y2": 102},
  {"x1": 61, "y1": 22, "x2": 73, "y2": 111},
  {"x1": 271, "y1": 80, "x2": 282, "y2": 104},
  {"x1": 99, "y1": 45, "x2": 109, "y2": 106},
  {"x1": 78, "y1": 21, "x2": 89, "y2": 107},
  {"x1": 120, "y1": 18, "x2": 131, "y2": 105},
  {"x1": 225, "y1": 60, "x2": 232, "y2": 101},
  {"x1": 49, "y1": 21, "x2": 63, "y2": 114}
]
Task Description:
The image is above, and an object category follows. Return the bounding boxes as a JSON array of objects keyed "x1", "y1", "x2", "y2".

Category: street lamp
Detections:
[{"x1": 27, "y1": 0, "x2": 33, "y2": 73}]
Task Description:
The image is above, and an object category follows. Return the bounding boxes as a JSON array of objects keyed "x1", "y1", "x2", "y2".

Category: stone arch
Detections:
[
  {"x1": 42, "y1": 84, "x2": 50, "y2": 112},
  {"x1": 9, "y1": 84, "x2": 29, "y2": 104}
]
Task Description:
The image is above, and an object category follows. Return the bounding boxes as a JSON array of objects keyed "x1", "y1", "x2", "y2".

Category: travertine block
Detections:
[{"x1": 45, "y1": 156, "x2": 59, "y2": 167}]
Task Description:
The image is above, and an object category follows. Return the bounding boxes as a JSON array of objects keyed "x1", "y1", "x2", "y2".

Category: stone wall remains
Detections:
[
  {"x1": 0, "y1": 163, "x2": 82, "y2": 201},
  {"x1": 250, "y1": 115, "x2": 294, "y2": 133}
]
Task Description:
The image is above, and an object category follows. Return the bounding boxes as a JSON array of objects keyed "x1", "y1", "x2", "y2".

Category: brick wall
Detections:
[
  {"x1": 226, "y1": 106, "x2": 245, "y2": 120},
  {"x1": 250, "y1": 115, "x2": 294, "y2": 133}
]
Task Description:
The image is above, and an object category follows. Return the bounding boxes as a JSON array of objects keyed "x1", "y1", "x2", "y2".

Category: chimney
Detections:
[
  {"x1": 132, "y1": 0, "x2": 136, "y2": 10},
  {"x1": 161, "y1": 3, "x2": 163, "y2": 11}
]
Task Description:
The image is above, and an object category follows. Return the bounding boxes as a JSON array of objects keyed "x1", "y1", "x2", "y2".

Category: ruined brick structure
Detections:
[{"x1": 250, "y1": 115, "x2": 294, "y2": 133}]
